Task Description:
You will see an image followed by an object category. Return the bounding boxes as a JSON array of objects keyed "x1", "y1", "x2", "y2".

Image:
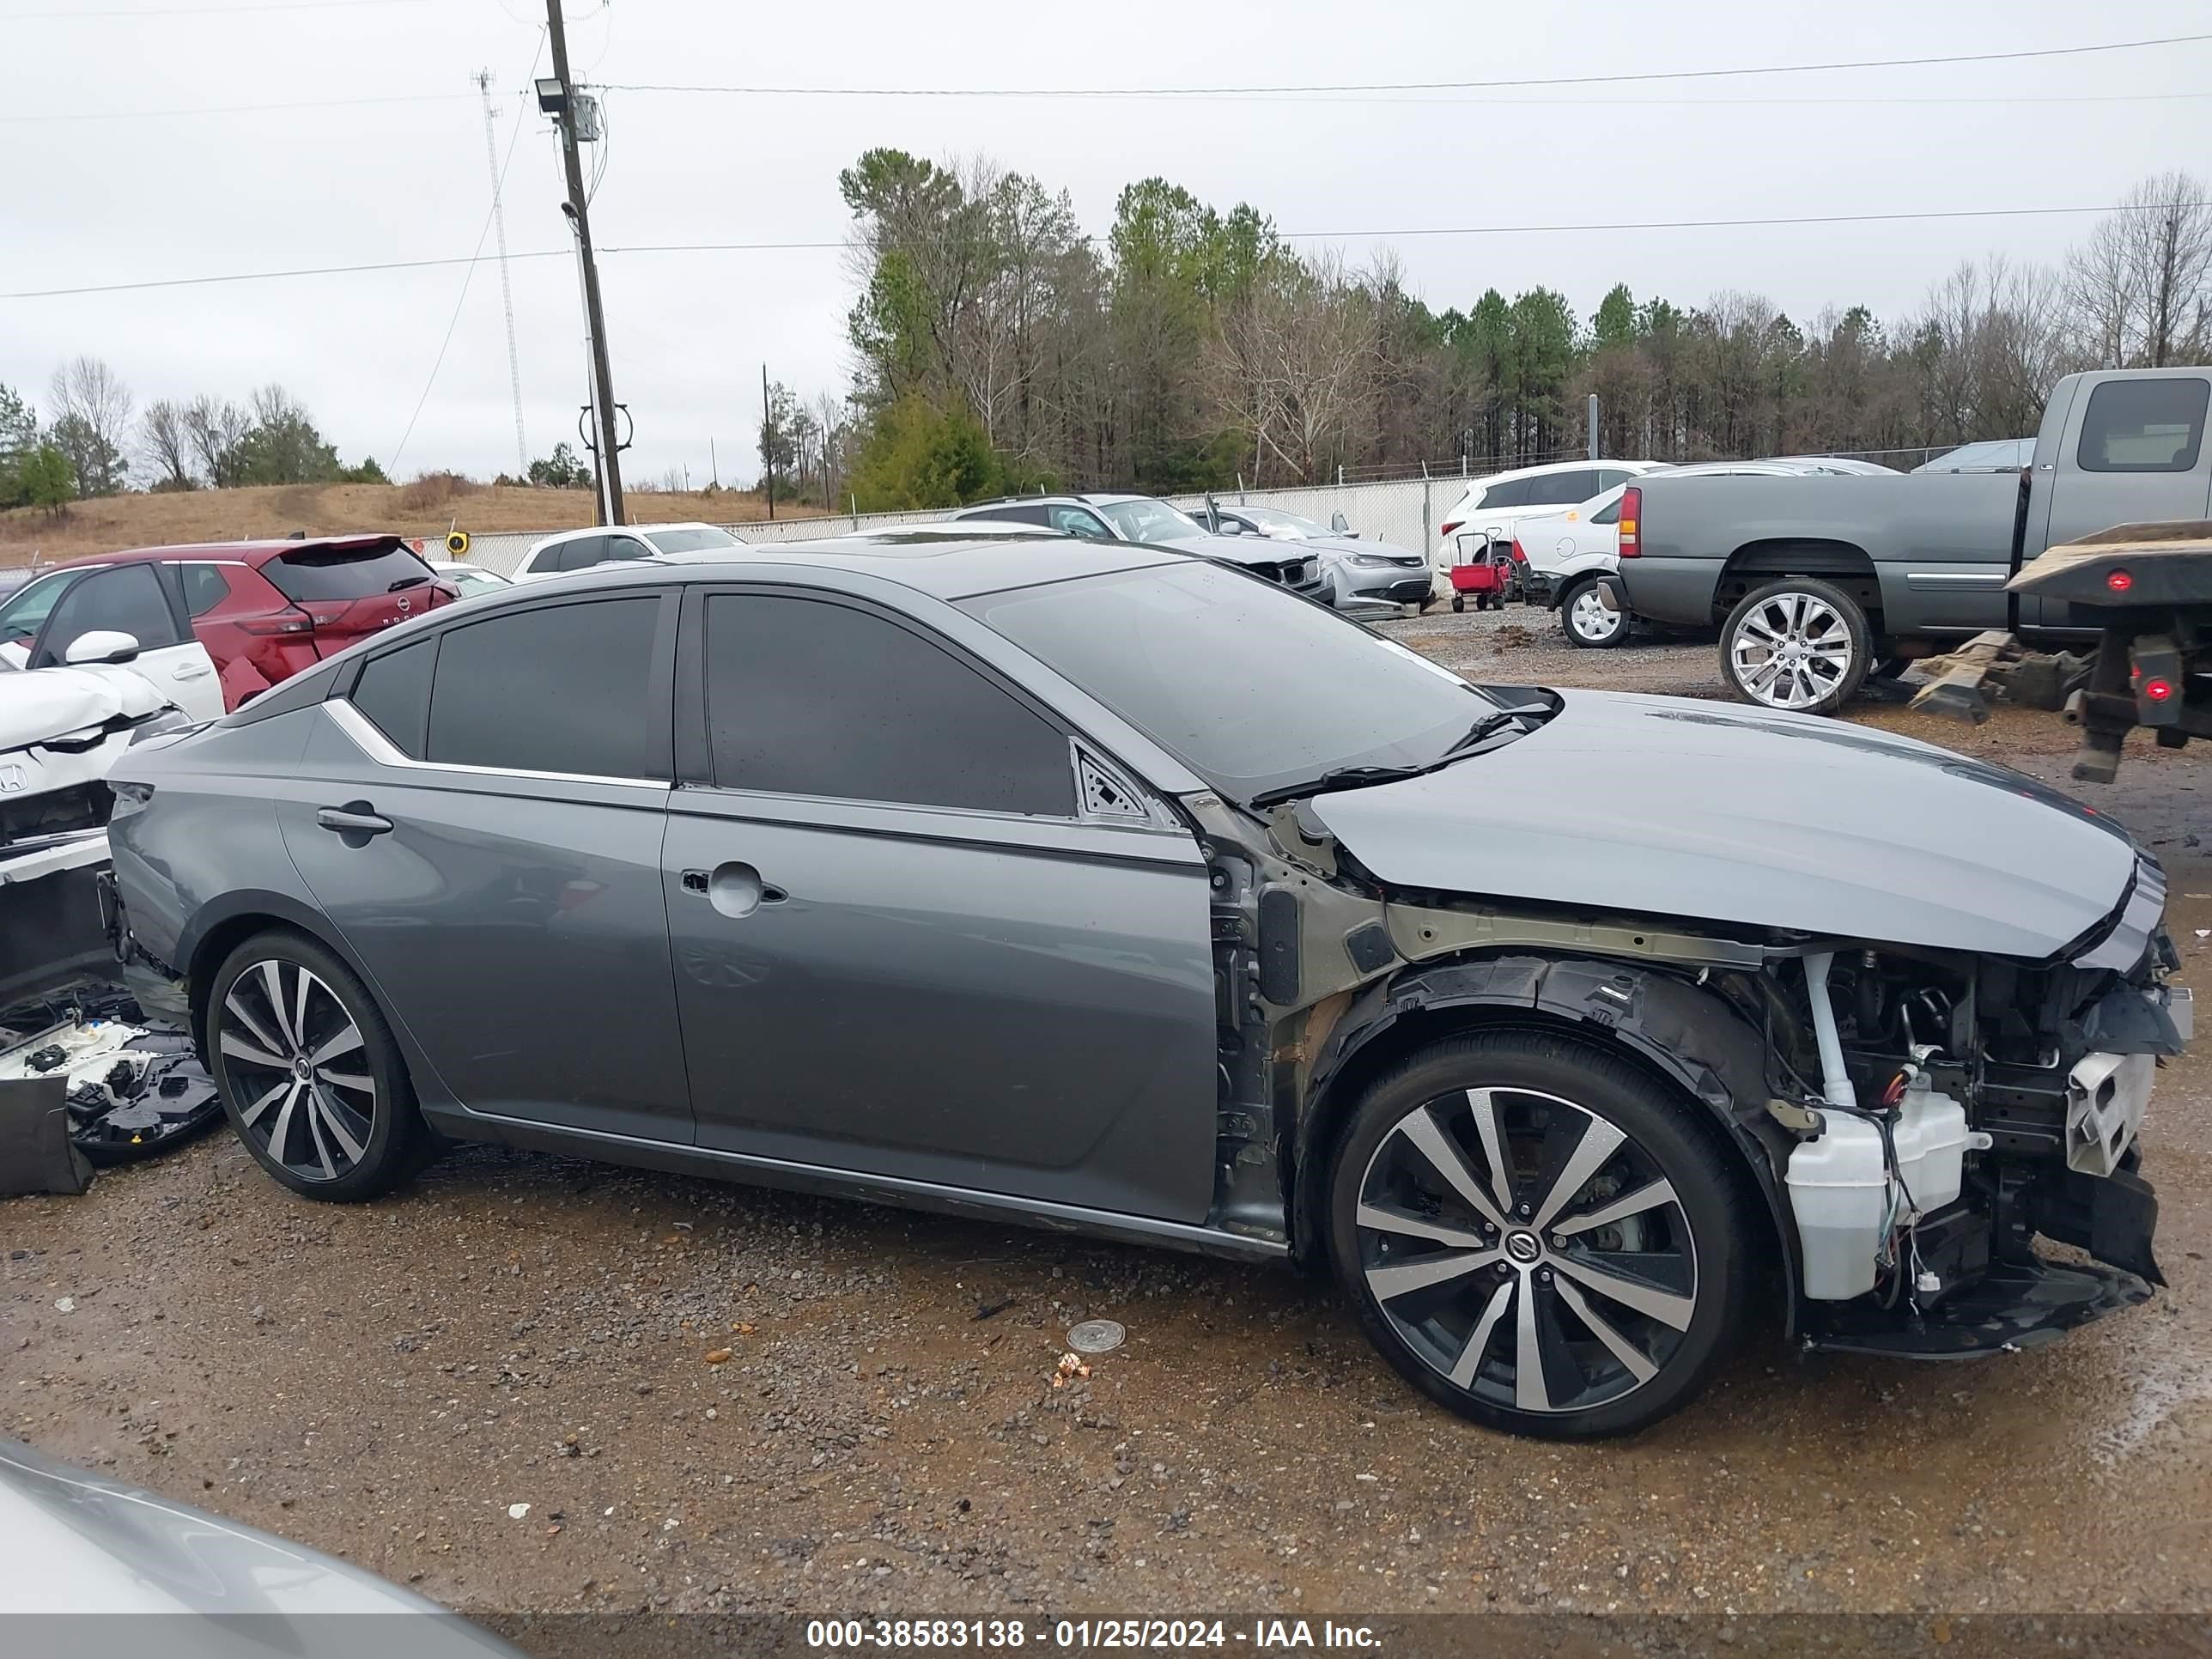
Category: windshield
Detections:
[
  {"x1": 0, "y1": 570, "x2": 70, "y2": 646},
  {"x1": 963, "y1": 561, "x2": 1496, "y2": 799},
  {"x1": 264, "y1": 544, "x2": 437, "y2": 602},
  {"x1": 1097, "y1": 499, "x2": 1206, "y2": 544},
  {"x1": 641, "y1": 525, "x2": 741, "y2": 554}
]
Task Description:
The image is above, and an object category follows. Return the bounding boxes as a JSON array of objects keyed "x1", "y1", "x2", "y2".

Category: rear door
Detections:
[
  {"x1": 257, "y1": 539, "x2": 448, "y2": 657},
  {"x1": 27, "y1": 562, "x2": 223, "y2": 720},
  {"x1": 662, "y1": 581, "x2": 1218, "y2": 1222},
  {"x1": 275, "y1": 588, "x2": 691, "y2": 1141}
]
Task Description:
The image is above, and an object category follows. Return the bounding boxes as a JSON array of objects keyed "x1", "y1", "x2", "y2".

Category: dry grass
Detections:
[
  {"x1": 0, "y1": 482, "x2": 813, "y2": 567},
  {"x1": 393, "y1": 471, "x2": 483, "y2": 514}
]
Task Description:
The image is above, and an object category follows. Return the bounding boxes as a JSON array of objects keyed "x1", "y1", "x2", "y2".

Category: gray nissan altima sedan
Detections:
[{"x1": 105, "y1": 534, "x2": 2190, "y2": 1438}]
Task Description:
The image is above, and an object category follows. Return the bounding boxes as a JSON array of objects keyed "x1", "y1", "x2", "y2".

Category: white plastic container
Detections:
[
  {"x1": 1786, "y1": 1113, "x2": 1888, "y2": 1301},
  {"x1": 1891, "y1": 1081, "x2": 1970, "y2": 1215}
]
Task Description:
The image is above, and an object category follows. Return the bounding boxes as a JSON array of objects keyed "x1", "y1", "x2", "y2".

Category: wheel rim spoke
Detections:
[
  {"x1": 1356, "y1": 1201, "x2": 1490, "y2": 1252},
  {"x1": 220, "y1": 1028, "x2": 289, "y2": 1072},
  {"x1": 1446, "y1": 1278, "x2": 1516, "y2": 1389},
  {"x1": 317, "y1": 1069, "x2": 374, "y2": 1097},
  {"x1": 1394, "y1": 1107, "x2": 1510, "y2": 1231},
  {"x1": 1364, "y1": 1249, "x2": 1502, "y2": 1301},
  {"x1": 264, "y1": 1082, "x2": 302, "y2": 1168},
  {"x1": 1550, "y1": 1252, "x2": 1698, "y2": 1331},
  {"x1": 1553, "y1": 1276, "x2": 1660, "y2": 1385},
  {"x1": 303, "y1": 1096, "x2": 337, "y2": 1179},
  {"x1": 310, "y1": 1021, "x2": 364, "y2": 1067},
  {"x1": 257, "y1": 961, "x2": 296, "y2": 1049},
  {"x1": 1528, "y1": 1116, "x2": 1626, "y2": 1232},
  {"x1": 1465, "y1": 1088, "x2": 1518, "y2": 1218},
  {"x1": 1514, "y1": 1269, "x2": 1555, "y2": 1411},
  {"x1": 1552, "y1": 1177, "x2": 1677, "y2": 1237},
  {"x1": 222, "y1": 992, "x2": 287, "y2": 1063},
  {"x1": 237, "y1": 1077, "x2": 290, "y2": 1127},
  {"x1": 308, "y1": 1083, "x2": 366, "y2": 1164}
]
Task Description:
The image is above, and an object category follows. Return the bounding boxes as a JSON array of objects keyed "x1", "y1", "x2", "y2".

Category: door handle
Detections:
[
  {"x1": 681, "y1": 862, "x2": 786, "y2": 918},
  {"x1": 316, "y1": 804, "x2": 393, "y2": 838},
  {"x1": 172, "y1": 664, "x2": 211, "y2": 680}
]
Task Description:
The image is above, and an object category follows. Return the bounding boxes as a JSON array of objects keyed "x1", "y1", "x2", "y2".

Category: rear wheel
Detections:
[
  {"x1": 1451, "y1": 594, "x2": 1466, "y2": 613},
  {"x1": 1328, "y1": 1030, "x2": 1752, "y2": 1439},
  {"x1": 1719, "y1": 577, "x2": 1871, "y2": 714},
  {"x1": 1562, "y1": 579, "x2": 1631, "y2": 648},
  {"x1": 206, "y1": 929, "x2": 435, "y2": 1201}
]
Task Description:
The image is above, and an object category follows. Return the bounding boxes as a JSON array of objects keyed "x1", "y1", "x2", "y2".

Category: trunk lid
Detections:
[{"x1": 256, "y1": 538, "x2": 453, "y2": 655}]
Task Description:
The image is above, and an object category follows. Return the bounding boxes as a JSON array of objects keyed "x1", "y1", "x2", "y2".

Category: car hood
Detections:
[
  {"x1": 1301, "y1": 535, "x2": 1425, "y2": 562},
  {"x1": 1305, "y1": 689, "x2": 2139, "y2": 958},
  {"x1": 1146, "y1": 528, "x2": 1310, "y2": 570},
  {"x1": 0, "y1": 664, "x2": 166, "y2": 753}
]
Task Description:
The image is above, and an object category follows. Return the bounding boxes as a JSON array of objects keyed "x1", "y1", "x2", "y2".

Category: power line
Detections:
[
  {"x1": 10, "y1": 198, "x2": 2205, "y2": 301},
  {"x1": 0, "y1": 0, "x2": 428, "y2": 17},
  {"x1": 0, "y1": 92, "x2": 477, "y2": 123},
  {"x1": 599, "y1": 30, "x2": 2212, "y2": 99},
  {"x1": 387, "y1": 33, "x2": 545, "y2": 474}
]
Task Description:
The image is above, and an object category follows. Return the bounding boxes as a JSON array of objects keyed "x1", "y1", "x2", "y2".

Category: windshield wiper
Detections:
[
  {"x1": 1249, "y1": 763, "x2": 1435, "y2": 809},
  {"x1": 387, "y1": 574, "x2": 433, "y2": 592}
]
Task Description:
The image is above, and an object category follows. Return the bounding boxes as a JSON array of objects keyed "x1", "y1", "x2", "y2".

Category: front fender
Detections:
[{"x1": 1297, "y1": 952, "x2": 1802, "y2": 1328}]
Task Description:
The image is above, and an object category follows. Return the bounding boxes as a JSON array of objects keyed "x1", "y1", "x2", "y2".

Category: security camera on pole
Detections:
[{"x1": 536, "y1": 3, "x2": 624, "y2": 527}]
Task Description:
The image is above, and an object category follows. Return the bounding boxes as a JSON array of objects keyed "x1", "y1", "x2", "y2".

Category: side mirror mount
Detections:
[
  {"x1": 1330, "y1": 511, "x2": 1352, "y2": 533},
  {"x1": 64, "y1": 630, "x2": 141, "y2": 666}
]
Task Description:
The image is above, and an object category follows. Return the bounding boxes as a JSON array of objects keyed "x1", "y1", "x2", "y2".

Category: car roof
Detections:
[
  {"x1": 501, "y1": 532, "x2": 1184, "y2": 604},
  {"x1": 1468, "y1": 459, "x2": 1664, "y2": 488},
  {"x1": 53, "y1": 533, "x2": 414, "y2": 570}
]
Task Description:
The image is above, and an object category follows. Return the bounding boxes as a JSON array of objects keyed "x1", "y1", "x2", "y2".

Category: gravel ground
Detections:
[{"x1": 6, "y1": 605, "x2": 2212, "y2": 1634}]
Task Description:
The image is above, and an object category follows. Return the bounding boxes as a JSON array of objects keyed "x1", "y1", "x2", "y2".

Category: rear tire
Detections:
[
  {"x1": 1328, "y1": 1029, "x2": 1753, "y2": 1439},
  {"x1": 1719, "y1": 576, "x2": 1871, "y2": 715},
  {"x1": 1561, "y1": 579, "x2": 1631, "y2": 648},
  {"x1": 205, "y1": 928, "x2": 435, "y2": 1202},
  {"x1": 1451, "y1": 595, "x2": 1465, "y2": 613}
]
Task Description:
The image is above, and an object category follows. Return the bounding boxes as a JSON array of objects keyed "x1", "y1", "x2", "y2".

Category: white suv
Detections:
[
  {"x1": 1433, "y1": 459, "x2": 1667, "y2": 595},
  {"x1": 514, "y1": 521, "x2": 745, "y2": 581}
]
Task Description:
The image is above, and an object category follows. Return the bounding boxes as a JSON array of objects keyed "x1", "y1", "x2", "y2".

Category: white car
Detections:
[
  {"x1": 1433, "y1": 459, "x2": 1668, "y2": 597},
  {"x1": 430, "y1": 560, "x2": 514, "y2": 599},
  {"x1": 513, "y1": 520, "x2": 745, "y2": 581},
  {"x1": 1514, "y1": 462, "x2": 1844, "y2": 647}
]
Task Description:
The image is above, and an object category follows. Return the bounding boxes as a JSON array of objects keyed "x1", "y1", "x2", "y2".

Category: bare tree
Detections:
[
  {"x1": 182, "y1": 395, "x2": 252, "y2": 487},
  {"x1": 2067, "y1": 172, "x2": 2212, "y2": 368},
  {"x1": 139, "y1": 398, "x2": 196, "y2": 490},
  {"x1": 47, "y1": 356, "x2": 134, "y2": 495}
]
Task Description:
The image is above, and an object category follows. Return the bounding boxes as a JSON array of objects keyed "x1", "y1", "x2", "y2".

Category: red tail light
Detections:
[
  {"x1": 1439, "y1": 520, "x2": 1462, "y2": 540},
  {"x1": 1617, "y1": 487, "x2": 1641, "y2": 557},
  {"x1": 2106, "y1": 568, "x2": 2134, "y2": 592},
  {"x1": 2142, "y1": 677, "x2": 2175, "y2": 702},
  {"x1": 1509, "y1": 538, "x2": 1527, "y2": 563}
]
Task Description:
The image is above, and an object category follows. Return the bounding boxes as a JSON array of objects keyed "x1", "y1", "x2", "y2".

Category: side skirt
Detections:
[{"x1": 428, "y1": 1105, "x2": 1291, "y2": 1266}]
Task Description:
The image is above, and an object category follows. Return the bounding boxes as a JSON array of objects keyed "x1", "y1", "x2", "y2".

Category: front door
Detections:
[
  {"x1": 664, "y1": 585, "x2": 1218, "y2": 1223},
  {"x1": 27, "y1": 563, "x2": 224, "y2": 720},
  {"x1": 275, "y1": 589, "x2": 693, "y2": 1142}
]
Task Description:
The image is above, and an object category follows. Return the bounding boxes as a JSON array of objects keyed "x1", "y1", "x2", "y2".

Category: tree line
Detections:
[
  {"x1": 0, "y1": 360, "x2": 386, "y2": 516},
  {"x1": 800, "y1": 161, "x2": 2212, "y2": 510}
]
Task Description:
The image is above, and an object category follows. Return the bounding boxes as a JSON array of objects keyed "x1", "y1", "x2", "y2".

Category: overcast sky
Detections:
[{"x1": 3, "y1": 0, "x2": 2209, "y2": 489}]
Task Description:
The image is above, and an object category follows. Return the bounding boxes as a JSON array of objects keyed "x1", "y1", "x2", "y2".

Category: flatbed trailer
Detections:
[{"x1": 1911, "y1": 520, "x2": 2212, "y2": 782}]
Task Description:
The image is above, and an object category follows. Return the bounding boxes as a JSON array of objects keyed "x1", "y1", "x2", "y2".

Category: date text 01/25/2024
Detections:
[{"x1": 805, "y1": 1620, "x2": 1382, "y2": 1650}]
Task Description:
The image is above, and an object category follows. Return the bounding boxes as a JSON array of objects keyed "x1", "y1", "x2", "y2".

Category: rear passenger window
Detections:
[
  {"x1": 349, "y1": 637, "x2": 435, "y2": 758},
  {"x1": 37, "y1": 563, "x2": 181, "y2": 663},
  {"x1": 2078, "y1": 379, "x2": 2210, "y2": 472},
  {"x1": 551, "y1": 536, "x2": 605, "y2": 573},
  {"x1": 426, "y1": 597, "x2": 665, "y2": 779},
  {"x1": 1473, "y1": 478, "x2": 1527, "y2": 511},
  {"x1": 704, "y1": 593, "x2": 1073, "y2": 816},
  {"x1": 180, "y1": 566, "x2": 231, "y2": 617}
]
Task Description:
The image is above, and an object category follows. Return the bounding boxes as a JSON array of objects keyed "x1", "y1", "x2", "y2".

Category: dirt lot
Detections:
[{"x1": 5, "y1": 607, "x2": 2210, "y2": 1631}]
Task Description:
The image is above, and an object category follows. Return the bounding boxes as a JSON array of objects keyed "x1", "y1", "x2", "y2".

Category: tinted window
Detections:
[
  {"x1": 705, "y1": 593, "x2": 1073, "y2": 816},
  {"x1": 639, "y1": 526, "x2": 739, "y2": 554},
  {"x1": 349, "y1": 637, "x2": 436, "y2": 757},
  {"x1": 0, "y1": 570, "x2": 72, "y2": 645},
  {"x1": 1525, "y1": 470, "x2": 1601, "y2": 506},
  {"x1": 2078, "y1": 378, "x2": 2209, "y2": 472},
  {"x1": 1047, "y1": 506, "x2": 1112, "y2": 537},
  {"x1": 180, "y1": 565, "x2": 232, "y2": 617},
  {"x1": 963, "y1": 561, "x2": 1493, "y2": 800},
  {"x1": 39, "y1": 563, "x2": 180, "y2": 660},
  {"x1": 602, "y1": 536, "x2": 655, "y2": 562},
  {"x1": 427, "y1": 597, "x2": 665, "y2": 779},
  {"x1": 1472, "y1": 477, "x2": 1528, "y2": 511},
  {"x1": 553, "y1": 536, "x2": 608, "y2": 573},
  {"x1": 1596, "y1": 469, "x2": 1634, "y2": 491},
  {"x1": 1591, "y1": 498, "x2": 1622, "y2": 526},
  {"x1": 963, "y1": 505, "x2": 1050, "y2": 526},
  {"x1": 263, "y1": 544, "x2": 436, "y2": 602}
]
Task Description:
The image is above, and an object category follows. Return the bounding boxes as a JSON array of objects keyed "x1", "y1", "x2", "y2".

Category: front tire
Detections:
[
  {"x1": 1328, "y1": 1030, "x2": 1752, "y2": 1439},
  {"x1": 1719, "y1": 576, "x2": 1870, "y2": 714},
  {"x1": 205, "y1": 929, "x2": 435, "y2": 1201},
  {"x1": 1561, "y1": 579, "x2": 1631, "y2": 648}
]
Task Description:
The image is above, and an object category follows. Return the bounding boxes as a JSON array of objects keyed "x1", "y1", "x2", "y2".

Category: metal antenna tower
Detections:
[{"x1": 477, "y1": 68, "x2": 529, "y2": 477}]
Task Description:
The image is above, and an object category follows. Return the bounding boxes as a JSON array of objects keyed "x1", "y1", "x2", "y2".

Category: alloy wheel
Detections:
[
  {"x1": 216, "y1": 959, "x2": 377, "y2": 1182},
  {"x1": 1353, "y1": 1086, "x2": 1699, "y2": 1417},
  {"x1": 1728, "y1": 591, "x2": 1854, "y2": 709},
  {"x1": 1567, "y1": 585, "x2": 1624, "y2": 645}
]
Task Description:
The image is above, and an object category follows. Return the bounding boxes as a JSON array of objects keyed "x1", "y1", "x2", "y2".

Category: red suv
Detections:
[{"x1": 0, "y1": 536, "x2": 457, "y2": 711}]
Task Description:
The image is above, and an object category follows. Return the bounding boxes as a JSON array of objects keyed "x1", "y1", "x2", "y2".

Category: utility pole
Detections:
[
  {"x1": 762, "y1": 366, "x2": 775, "y2": 520},
  {"x1": 477, "y1": 69, "x2": 528, "y2": 480},
  {"x1": 1587, "y1": 393, "x2": 1600, "y2": 461},
  {"x1": 542, "y1": 0, "x2": 623, "y2": 525}
]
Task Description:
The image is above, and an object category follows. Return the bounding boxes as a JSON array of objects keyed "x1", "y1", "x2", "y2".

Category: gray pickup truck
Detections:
[{"x1": 1616, "y1": 367, "x2": 2212, "y2": 713}]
